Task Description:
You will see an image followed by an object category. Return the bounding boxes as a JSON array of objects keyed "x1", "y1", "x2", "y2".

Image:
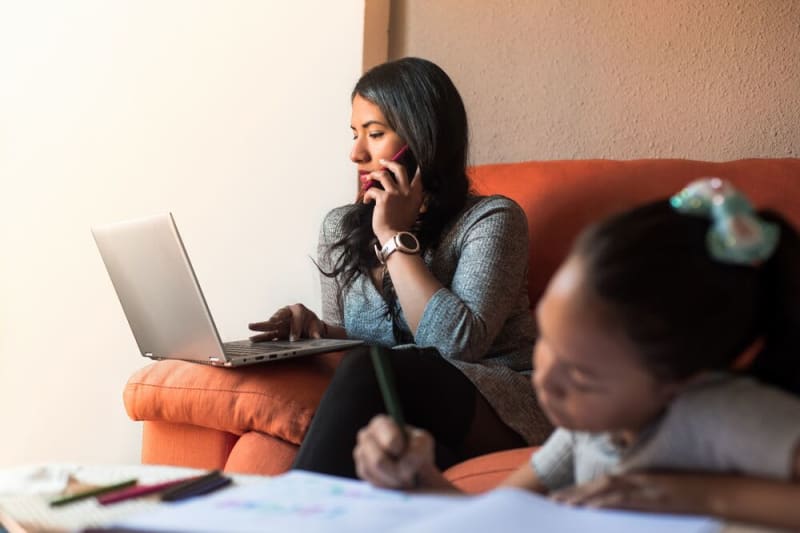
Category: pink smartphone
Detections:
[{"x1": 361, "y1": 145, "x2": 418, "y2": 192}]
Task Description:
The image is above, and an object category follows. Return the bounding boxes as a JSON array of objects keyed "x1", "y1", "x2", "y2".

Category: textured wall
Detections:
[{"x1": 389, "y1": 0, "x2": 800, "y2": 164}]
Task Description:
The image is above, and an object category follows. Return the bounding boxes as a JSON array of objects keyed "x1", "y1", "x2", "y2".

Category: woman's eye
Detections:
[{"x1": 368, "y1": 131, "x2": 384, "y2": 139}]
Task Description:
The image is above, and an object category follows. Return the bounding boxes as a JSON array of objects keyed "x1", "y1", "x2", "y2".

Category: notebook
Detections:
[{"x1": 91, "y1": 213, "x2": 363, "y2": 367}]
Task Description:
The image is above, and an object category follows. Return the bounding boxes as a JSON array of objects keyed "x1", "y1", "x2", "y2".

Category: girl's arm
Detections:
[
  {"x1": 552, "y1": 432, "x2": 800, "y2": 529},
  {"x1": 498, "y1": 462, "x2": 549, "y2": 494},
  {"x1": 553, "y1": 471, "x2": 800, "y2": 530}
]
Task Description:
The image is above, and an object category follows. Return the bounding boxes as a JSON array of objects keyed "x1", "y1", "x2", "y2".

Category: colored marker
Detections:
[
  {"x1": 160, "y1": 470, "x2": 232, "y2": 502},
  {"x1": 50, "y1": 478, "x2": 138, "y2": 507},
  {"x1": 98, "y1": 476, "x2": 202, "y2": 505}
]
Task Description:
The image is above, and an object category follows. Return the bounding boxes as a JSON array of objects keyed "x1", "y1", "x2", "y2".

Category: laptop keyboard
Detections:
[
  {"x1": 222, "y1": 342, "x2": 293, "y2": 357},
  {"x1": 221, "y1": 338, "x2": 360, "y2": 360}
]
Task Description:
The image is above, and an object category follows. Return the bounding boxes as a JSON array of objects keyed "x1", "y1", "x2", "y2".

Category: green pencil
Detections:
[
  {"x1": 50, "y1": 478, "x2": 138, "y2": 507},
  {"x1": 369, "y1": 345, "x2": 407, "y2": 446}
]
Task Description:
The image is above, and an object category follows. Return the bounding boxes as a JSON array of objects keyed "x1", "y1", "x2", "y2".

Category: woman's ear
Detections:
[{"x1": 419, "y1": 194, "x2": 430, "y2": 214}]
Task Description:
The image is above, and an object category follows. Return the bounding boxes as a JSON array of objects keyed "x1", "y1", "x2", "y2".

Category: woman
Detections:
[{"x1": 249, "y1": 57, "x2": 550, "y2": 478}]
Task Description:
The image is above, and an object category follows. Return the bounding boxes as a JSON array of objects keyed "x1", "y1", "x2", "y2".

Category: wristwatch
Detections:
[{"x1": 374, "y1": 232, "x2": 420, "y2": 264}]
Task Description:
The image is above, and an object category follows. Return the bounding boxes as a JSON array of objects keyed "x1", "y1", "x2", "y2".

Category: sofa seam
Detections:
[
  {"x1": 448, "y1": 467, "x2": 516, "y2": 482},
  {"x1": 126, "y1": 382, "x2": 316, "y2": 414}
]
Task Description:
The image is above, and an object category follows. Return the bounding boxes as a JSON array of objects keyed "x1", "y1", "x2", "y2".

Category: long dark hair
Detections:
[
  {"x1": 321, "y1": 57, "x2": 471, "y2": 341},
  {"x1": 574, "y1": 200, "x2": 800, "y2": 395}
]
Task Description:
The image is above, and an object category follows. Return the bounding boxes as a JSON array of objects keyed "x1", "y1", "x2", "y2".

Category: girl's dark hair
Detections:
[
  {"x1": 575, "y1": 200, "x2": 800, "y2": 395},
  {"x1": 322, "y1": 57, "x2": 471, "y2": 342}
]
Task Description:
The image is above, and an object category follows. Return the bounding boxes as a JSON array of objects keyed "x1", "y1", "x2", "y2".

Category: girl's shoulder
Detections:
[
  {"x1": 674, "y1": 373, "x2": 800, "y2": 410},
  {"x1": 631, "y1": 373, "x2": 800, "y2": 478},
  {"x1": 666, "y1": 372, "x2": 800, "y2": 448}
]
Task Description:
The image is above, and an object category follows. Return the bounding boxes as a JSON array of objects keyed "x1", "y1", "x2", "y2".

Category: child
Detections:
[{"x1": 353, "y1": 178, "x2": 800, "y2": 529}]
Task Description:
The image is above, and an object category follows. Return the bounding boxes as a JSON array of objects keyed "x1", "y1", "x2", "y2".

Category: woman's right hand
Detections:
[
  {"x1": 248, "y1": 303, "x2": 327, "y2": 342},
  {"x1": 353, "y1": 414, "x2": 437, "y2": 489}
]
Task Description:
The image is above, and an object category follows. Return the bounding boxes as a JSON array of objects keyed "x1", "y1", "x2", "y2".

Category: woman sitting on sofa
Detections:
[
  {"x1": 353, "y1": 179, "x2": 800, "y2": 529},
  {"x1": 248, "y1": 57, "x2": 551, "y2": 478}
]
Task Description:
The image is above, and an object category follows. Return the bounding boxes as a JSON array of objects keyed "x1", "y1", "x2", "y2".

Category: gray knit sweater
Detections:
[{"x1": 317, "y1": 195, "x2": 552, "y2": 445}]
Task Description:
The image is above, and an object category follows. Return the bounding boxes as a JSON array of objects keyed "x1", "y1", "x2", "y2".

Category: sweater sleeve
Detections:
[{"x1": 413, "y1": 197, "x2": 530, "y2": 362}]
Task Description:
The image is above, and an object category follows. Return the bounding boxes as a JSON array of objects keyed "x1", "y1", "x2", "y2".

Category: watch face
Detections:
[{"x1": 397, "y1": 232, "x2": 419, "y2": 251}]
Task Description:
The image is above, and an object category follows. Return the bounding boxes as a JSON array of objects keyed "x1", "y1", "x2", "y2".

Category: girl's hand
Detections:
[
  {"x1": 362, "y1": 159, "x2": 424, "y2": 245},
  {"x1": 354, "y1": 414, "x2": 436, "y2": 489},
  {"x1": 248, "y1": 303, "x2": 327, "y2": 342},
  {"x1": 550, "y1": 472, "x2": 717, "y2": 515},
  {"x1": 552, "y1": 471, "x2": 800, "y2": 529}
]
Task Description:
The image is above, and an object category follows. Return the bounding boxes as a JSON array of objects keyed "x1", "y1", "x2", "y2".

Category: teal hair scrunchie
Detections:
[{"x1": 670, "y1": 178, "x2": 780, "y2": 265}]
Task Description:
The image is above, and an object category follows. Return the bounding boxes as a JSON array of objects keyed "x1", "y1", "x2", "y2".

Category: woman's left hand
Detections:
[
  {"x1": 550, "y1": 472, "x2": 718, "y2": 515},
  {"x1": 362, "y1": 159, "x2": 424, "y2": 245}
]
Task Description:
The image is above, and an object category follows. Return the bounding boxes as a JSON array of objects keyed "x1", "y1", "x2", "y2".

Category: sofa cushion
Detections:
[
  {"x1": 141, "y1": 421, "x2": 238, "y2": 470},
  {"x1": 470, "y1": 158, "x2": 800, "y2": 306},
  {"x1": 444, "y1": 446, "x2": 537, "y2": 494},
  {"x1": 224, "y1": 431, "x2": 299, "y2": 475},
  {"x1": 124, "y1": 352, "x2": 344, "y2": 446}
]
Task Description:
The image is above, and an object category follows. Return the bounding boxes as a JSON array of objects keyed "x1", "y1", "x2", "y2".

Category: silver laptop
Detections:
[{"x1": 91, "y1": 213, "x2": 363, "y2": 367}]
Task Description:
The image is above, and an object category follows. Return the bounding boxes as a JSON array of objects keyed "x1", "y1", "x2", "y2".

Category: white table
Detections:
[{"x1": 0, "y1": 463, "x2": 263, "y2": 532}]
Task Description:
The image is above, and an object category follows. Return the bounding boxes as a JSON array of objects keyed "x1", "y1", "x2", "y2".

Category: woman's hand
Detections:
[
  {"x1": 362, "y1": 159, "x2": 424, "y2": 245},
  {"x1": 354, "y1": 415, "x2": 437, "y2": 490},
  {"x1": 248, "y1": 303, "x2": 327, "y2": 342}
]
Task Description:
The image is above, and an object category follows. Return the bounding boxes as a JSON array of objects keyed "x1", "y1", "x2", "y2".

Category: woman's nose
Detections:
[{"x1": 350, "y1": 138, "x2": 370, "y2": 164}]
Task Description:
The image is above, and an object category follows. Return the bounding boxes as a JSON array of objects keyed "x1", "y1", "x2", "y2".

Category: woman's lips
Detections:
[{"x1": 359, "y1": 173, "x2": 377, "y2": 191}]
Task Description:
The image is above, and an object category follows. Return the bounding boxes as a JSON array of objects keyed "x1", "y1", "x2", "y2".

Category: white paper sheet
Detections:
[
  {"x1": 396, "y1": 488, "x2": 721, "y2": 533},
  {"x1": 115, "y1": 471, "x2": 722, "y2": 533},
  {"x1": 115, "y1": 471, "x2": 465, "y2": 532}
]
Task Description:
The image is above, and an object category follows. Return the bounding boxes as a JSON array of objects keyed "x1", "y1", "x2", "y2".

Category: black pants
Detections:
[{"x1": 292, "y1": 345, "x2": 525, "y2": 478}]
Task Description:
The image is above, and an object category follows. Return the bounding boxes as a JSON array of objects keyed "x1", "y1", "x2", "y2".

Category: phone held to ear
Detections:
[{"x1": 361, "y1": 145, "x2": 418, "y2": 192}]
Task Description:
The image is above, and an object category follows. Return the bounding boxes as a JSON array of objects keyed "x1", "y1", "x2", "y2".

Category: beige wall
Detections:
[
  {"x1": 0, "y1": 1, "x2": 365, "y2": 466},
  {"x1": 389, "y1": 0, "x2": 800, "y2": 164}
]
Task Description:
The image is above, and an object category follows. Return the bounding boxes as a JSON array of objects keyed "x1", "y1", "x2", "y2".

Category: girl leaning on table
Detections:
[
  {"x1": 248, "y1": 57, "x2": 551, "y2": 477},
  {"x1": 354, "y1": 179, "x2": 800, "y2": 530}
]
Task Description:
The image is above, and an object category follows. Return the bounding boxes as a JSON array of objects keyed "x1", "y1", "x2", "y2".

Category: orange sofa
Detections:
[{"x1": 123, "y1": 158, "x2": 800, "y2": 490}]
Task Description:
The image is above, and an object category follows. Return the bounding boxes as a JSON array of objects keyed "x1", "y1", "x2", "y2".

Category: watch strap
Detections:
[{"x1": 374, "y1": 232, "x2": 420, "y2": 264}]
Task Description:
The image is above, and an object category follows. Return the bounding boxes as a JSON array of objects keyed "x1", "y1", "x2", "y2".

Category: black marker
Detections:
[{"x1": 160, "y1": 470, "x2": 231, "y2": 502}]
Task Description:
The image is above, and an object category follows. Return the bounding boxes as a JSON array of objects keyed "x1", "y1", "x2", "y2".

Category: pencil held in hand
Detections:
[{"x1": 369, "y1": 346, "x2": 408, "y2": 447}]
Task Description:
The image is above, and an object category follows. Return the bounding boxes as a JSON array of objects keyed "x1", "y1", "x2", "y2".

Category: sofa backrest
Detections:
[{"x1": 469, "y1": 158, "x2": 800, "y2": 309}]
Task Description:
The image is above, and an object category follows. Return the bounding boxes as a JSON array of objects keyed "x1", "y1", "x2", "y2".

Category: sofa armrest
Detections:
[{"x1": 123, "y1": 353, "x2": 343, "y2": 445}]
